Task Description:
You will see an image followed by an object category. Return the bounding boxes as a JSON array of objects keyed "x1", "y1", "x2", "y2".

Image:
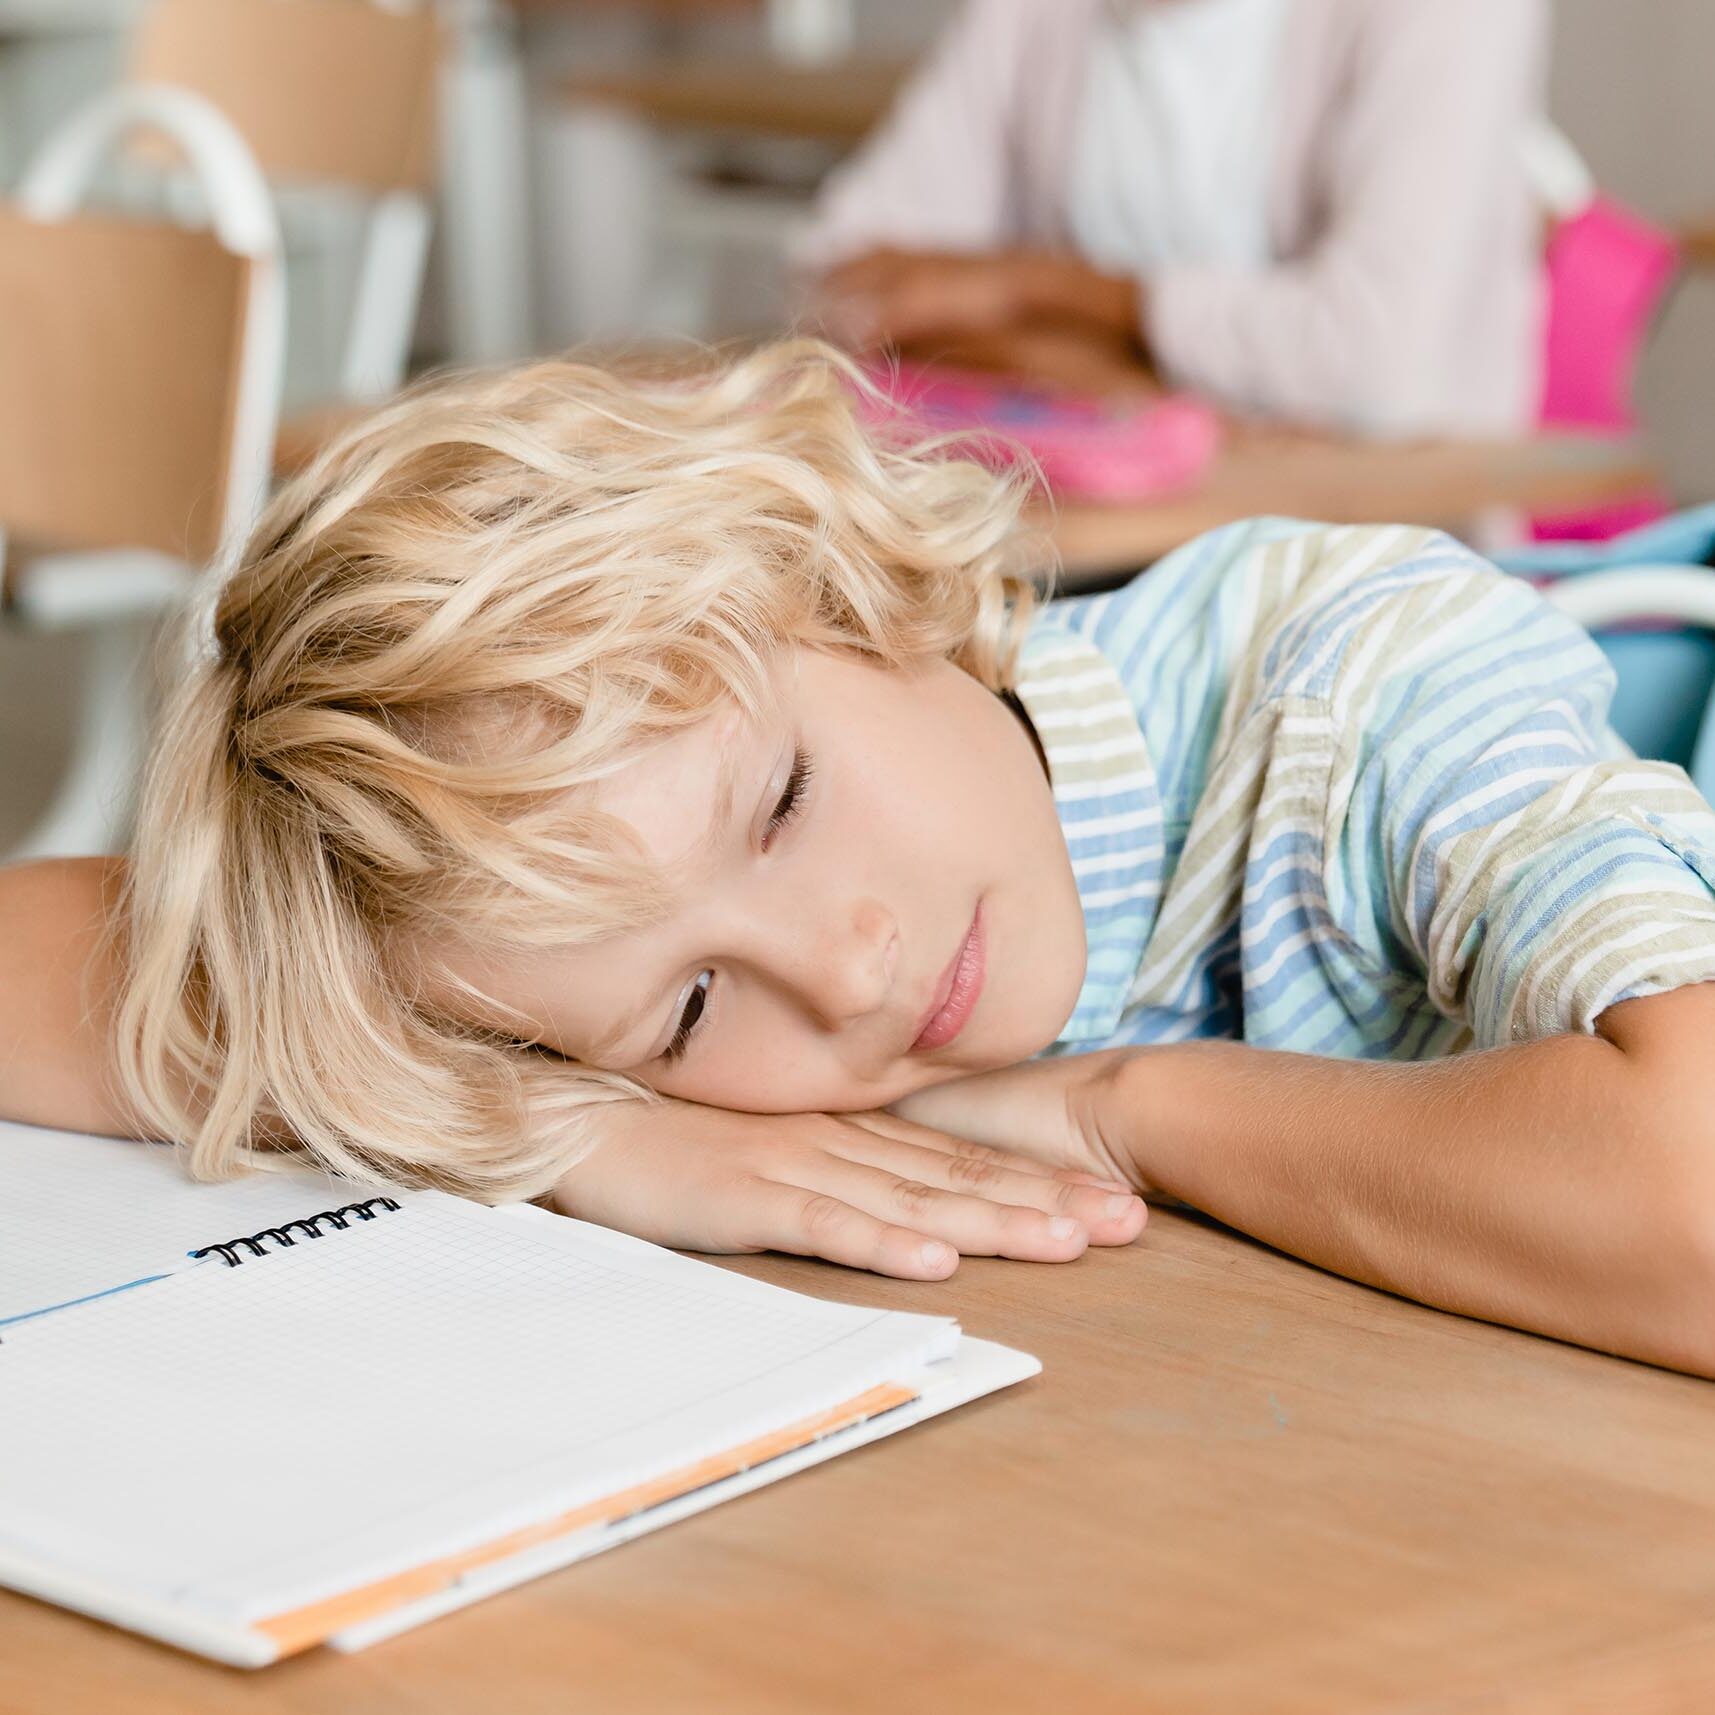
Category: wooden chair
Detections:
[
  {"x1": 0, "y1": 84, "x2": 284, "y2": 858},
  {"x1": 1, "y1": 1, "x2": 441, "y2": 856},
  {"x1": 128, "y1": 0, "x2": 441, "y2": 414}
]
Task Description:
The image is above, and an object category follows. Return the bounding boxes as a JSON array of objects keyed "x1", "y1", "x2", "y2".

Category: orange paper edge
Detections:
[{"x1": 256, "y1": 1381, "x2": 918, "y2": 1657}]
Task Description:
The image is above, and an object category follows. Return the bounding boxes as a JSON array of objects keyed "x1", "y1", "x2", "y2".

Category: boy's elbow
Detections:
[
  {"x1": 0, "y1": 856, "x2": 131, "y2": 1137},
  {"x1": 1629, "y1": 1152, "x2": 1715, "y2": 1379}
]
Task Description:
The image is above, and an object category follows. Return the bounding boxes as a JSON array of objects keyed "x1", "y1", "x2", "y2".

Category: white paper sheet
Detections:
[
  {"x1": 0, "y1": 1120, "x2": 376, "y2": 1324},
  {"x1": 0, "y1": 1192, "x2": 954, "y2": 1628}
]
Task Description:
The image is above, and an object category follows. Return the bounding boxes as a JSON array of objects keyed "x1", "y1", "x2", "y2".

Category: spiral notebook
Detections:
[{"x1": 0, "y1": 1121, "x2": 1037, "y2": 1667}]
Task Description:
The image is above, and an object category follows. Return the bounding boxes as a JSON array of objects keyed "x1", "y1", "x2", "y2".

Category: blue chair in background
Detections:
[{"x1": 1496, "y1": 505, "x2": 1715, "y2": 801}]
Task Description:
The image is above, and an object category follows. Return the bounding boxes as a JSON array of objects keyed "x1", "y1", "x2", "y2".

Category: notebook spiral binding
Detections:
[{"x1": 190, "y1": 1197, "x2": 402, "y2": 1268}]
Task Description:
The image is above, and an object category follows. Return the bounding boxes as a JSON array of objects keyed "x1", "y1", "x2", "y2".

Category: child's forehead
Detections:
[{"x1": 595, "y1": 701, "x2": 773, "y2": 872}]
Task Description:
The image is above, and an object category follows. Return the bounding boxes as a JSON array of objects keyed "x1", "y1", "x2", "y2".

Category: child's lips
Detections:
[{"x1": 911, "y1": 905, "x2": 986, "y2": 1053}]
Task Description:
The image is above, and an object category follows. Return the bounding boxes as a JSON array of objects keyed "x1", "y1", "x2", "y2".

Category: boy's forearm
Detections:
[
  {"x1": 1119, "y1": 986, "x2": 1715, "y2": 1376},
  {"x1": 0, "y1": 857, "x2": 134, "y2": 1137}
]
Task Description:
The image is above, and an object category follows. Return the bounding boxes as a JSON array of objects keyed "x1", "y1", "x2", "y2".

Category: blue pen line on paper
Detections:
[{"x1": 0, "y1": 1272, "x2": 175, "y2": 1329}]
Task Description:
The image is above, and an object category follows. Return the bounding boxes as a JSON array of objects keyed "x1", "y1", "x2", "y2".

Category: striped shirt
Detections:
[{"x1": 1015, "y1": 519, "x2": 1715, "y2": 1059}]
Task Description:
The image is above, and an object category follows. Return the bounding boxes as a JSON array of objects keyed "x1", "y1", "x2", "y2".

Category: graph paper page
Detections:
[
  {"x1": 0, "y1": 1193, "x2": 955, "y2": 1626},
  {"x1": 0, "y1": 1119, "x2": 391, "y2": 1325}
]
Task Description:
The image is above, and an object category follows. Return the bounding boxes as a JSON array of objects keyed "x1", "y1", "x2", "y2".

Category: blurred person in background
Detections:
[{"x1": 802, "y1": 0, "x2": 1548, "y2": 436}]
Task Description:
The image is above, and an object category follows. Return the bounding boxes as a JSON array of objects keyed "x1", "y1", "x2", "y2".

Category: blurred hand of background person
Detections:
[
  {"x1": 815, "y1": 244, "x2": 1158, "y2": 396},
  {"x1": 816, "y1": 246, "x2": 1027, "y2": 347}
]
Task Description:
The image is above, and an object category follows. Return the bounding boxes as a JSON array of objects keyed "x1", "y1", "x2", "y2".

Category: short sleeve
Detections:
[{"x1": 1329, "y1": 547, "x2": 1715, "y2": 1045}]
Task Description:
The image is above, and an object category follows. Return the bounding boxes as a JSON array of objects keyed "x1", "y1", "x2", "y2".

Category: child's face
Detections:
[{"x1": 434, "y1": 648, "x2": 1089, "y2": 1114}]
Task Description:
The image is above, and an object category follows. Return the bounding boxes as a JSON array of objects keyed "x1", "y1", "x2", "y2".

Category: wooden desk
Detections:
[
  {"x1": 10, "y1": 1210, "x2": 1715, "y2": 1713},
  {"x1": 562, "y1": 58, "x2": 906, "y2": 145},
  {"x1": 1682, "y1": 226, "x2": 1715, "y2": 270},
  {"x1": 1045, "y1": 430, "x2": 1660, "y2": 588}
]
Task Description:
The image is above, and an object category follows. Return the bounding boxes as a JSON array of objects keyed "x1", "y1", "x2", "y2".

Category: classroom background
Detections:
[
  {"x1": 12, "y1": 6, "x2": 1715, "y2": 1701},
  {"x1": 1, "y1": 0, "x2": 1713, "y2": 857}
]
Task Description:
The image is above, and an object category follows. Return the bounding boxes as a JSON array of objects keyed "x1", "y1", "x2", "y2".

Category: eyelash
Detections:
[
  {"x1": 764, "y1": 746, "x2": 814, "y2": 848},
  {"x1": 663, "y1": 971, "x2": 710, "y2": 1065},
  {"x1": 661, "y1": 745, "x2": 815, "y2": 1064}
]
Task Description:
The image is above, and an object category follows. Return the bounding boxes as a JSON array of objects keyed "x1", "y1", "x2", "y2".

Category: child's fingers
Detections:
[
  {"x1": 847, "y1": 1107, "x2": 1135, "y2": 1191},
  {"x1": 770, "y1": 1153, "x2": 1099, "y2": 1264},
  {"x1": 824, "y1": 1126, "x2": 1145, "y2": 1247},
  {"x1": 738, "y1": 1180, "x2": 964, "y2": 1280}
]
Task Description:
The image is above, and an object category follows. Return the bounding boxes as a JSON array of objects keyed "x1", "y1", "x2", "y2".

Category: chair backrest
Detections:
[
  {"x1": 1521, "y1": 504, "x2": 1715, "y2": 796},
  {"x1": 129, "y1": 0, "x2": 440, "y2": 400},
  {"x1": 130, "y1": 0, "x2": 439, "y2": 195},
  {"x1": 0, "y1": 86, "x2": 284, "y2": 566},
  {"x1": 1542, "y1": 566, "x2": 1715, "y2": 801}
]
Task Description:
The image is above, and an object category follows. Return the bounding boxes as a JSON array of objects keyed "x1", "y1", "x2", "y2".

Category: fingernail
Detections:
[
  {"x1": 1047, "y1": 1217, "x2": 1080, "y2": 1241},
  {"x1": 1104, "y1": 1195, "x2": 1137, "y2": 1219},
  {"x1": 919, "y1": 1241, "x2": 954, "y2": 1271}
]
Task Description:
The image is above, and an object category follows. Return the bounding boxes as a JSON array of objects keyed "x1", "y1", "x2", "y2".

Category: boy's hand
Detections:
[
  {"x1": 887, "y1": 1050, "x2": 1152, "y2": 1194},
  {"x1": 550, "y1": 1094, "x2": 1146, "y2": 1280}
]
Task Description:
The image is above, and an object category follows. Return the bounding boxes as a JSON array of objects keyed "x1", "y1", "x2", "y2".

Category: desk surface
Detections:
[
  {"x1": 1044, "y1": 429, "x2": 1659, "y2": 587},
  {"x1": 276, "y1": 399, "x2": 1658, "y2": 594},
  {"x1": 10, "y1": 1209, "x2": 1715, "y2": 1714},
  {"x1": 1682, "y1": 225, "x2": 1715, "y2": 268},
  {"x1": 562, "y1": 58, "x2": 908, "y2": 144}
]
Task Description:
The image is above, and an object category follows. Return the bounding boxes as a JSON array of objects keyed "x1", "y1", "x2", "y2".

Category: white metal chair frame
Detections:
[
  {"x1": 1545, "y1": 567, "x2": 1715, "y2": 635},
  {"x1": 3, "y1": 83, "x2": 285, "y2": 859},
  {"x1": 1545, "y1": 567, "x2": 1715, "y2": 786},
  {"x1": 341, "y1": 186, "x2": 432, "y2": 399}
]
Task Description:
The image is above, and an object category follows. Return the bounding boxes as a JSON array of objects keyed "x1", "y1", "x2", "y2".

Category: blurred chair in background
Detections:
[
  {"x1": 127, "y1": 0, "x2": 439, "y2": 460},
  {"x1": 1504, "y1": 508, "x2": 1715, "y2": 802},
  {"x1": 0, "y1": 82, "x2": 284, "y2": 859}
]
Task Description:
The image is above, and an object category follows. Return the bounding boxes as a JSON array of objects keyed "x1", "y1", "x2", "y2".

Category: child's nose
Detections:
[{"x1": 800, "y1": 899, "x2": 899, "y2": 1029}]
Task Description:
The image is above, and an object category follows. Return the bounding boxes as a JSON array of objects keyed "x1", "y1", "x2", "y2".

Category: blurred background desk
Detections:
[
  {"x1": 562, "y1": 56, "x2": 904, "y2": 145},
  {"x1": 1683, "y1": 225, "x2": 1715, "y2": 271},
  {"x1": 1047, "y1": 431, "x2": 1660, "y2": 589},
  {"x1": 9, "y1": 1210, "x2": 1715, "y2": 1711}
]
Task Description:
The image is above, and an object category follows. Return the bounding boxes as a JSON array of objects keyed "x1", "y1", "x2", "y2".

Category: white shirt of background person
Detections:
[{"x1": 1066, "y1": 0, "x2": 1294, "y2": 277}]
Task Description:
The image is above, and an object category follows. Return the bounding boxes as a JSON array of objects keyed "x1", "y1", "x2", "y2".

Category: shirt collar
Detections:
[{"x1": 1012, "y1": 621, "x2": 1166, "y2": 1048}]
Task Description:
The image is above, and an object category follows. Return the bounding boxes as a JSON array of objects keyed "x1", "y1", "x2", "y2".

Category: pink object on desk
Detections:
[
  {"x1": 858, "y1": 363, "x2": 1222, "y2": 502},
  {"x1": 1532, "y1": 195, "x2": 1679, "y2": 542}
]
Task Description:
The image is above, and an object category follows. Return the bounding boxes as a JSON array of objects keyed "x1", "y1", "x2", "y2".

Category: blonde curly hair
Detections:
[{"x1": 115, "y1": 340, "x2": 1044, "y2": 1200}]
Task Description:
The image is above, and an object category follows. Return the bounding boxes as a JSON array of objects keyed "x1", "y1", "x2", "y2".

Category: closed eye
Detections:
[
  {"x1": 662, "y1": 970, "x2": 711, "y2": 1064},
  {"x1": 661, "y1": 745, "x2": 814, "y2": 1066},
  {"x1": 764, "y1": 745, "x2": 814, "y2": 849}
]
